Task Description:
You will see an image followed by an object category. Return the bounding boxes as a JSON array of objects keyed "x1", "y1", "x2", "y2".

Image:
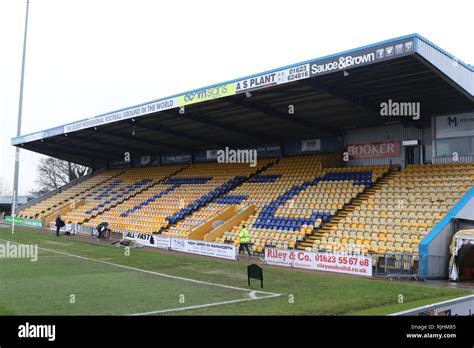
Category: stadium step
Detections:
[
  {"x1": 158, "y1": 159, "x2": 280, "y2": 235},
  {"x1": 296, "y1": 164, "x2": 401, "y2": 251},
  {"x1": 84, "y1": 166, "x2": 189, "y2": 224},
  {"x1": 26, "y1": 170, "x2": 126, "y2": 219},
  {"x1": 308, "y1": 234, "x2": 323, "y2": 240}
]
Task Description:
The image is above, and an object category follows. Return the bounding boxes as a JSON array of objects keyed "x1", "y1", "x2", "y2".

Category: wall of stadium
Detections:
[
  {"x1": 390, "y1": 294, "x2": 474, "y2": 316},
  {"x1": 419, "y1": 187, "x2": 474, "y2": 278},
  {"x1": 432, "y1": 112, "x2": 474, "y2": 162},
  {"x1": 283, "y1": 137, "x2": 342, "y2": 156},
  {"x1": 104, "y1": 123, "x2": 442, "y2": 169},
  {"x1": 343, "y1": 124, "x2": 432, "y2": 167},
  {"x1": 422, "y1": 221, "x2": 455, "y2": 278},
  {"x1": 194, "y1": 144, "x2": 283, "y2": 163},
  {"x1": 105, "y1": 136, "x2": 343, "y2": 169}
]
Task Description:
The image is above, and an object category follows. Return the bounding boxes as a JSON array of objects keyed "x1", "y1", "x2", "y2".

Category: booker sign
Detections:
[{"x1": 346, "y1": 141, "x2": 400, "y2": 160}]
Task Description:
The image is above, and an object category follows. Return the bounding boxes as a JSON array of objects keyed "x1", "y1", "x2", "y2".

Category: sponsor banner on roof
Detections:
[
  {"x1": 178, "y1": 83, "x2": 236, "y2": 106},
  {"x1": 11, "y1": 37, "x2": 416, "y2": 146},
  {"x1": 63, "y1": 97, "x2": 178, "y2": 133},
  {"x1": 436, "y1": 113, "x2": 474, "y2": 139},
  {"x1": 277, "y1": 64, "x2": 311, "y2": 84},
  {"x1": 42, "y1": 126, "x2": 66, "y2": 138},
  {"x1": 346, "y1": 141, "x2": 400, "y2": 160},
  {"x1": 11, "y1": 126, "x2": 65, "y2": 145},
  {"x1": 234, "y1": 64, "x2": 310, "y2": 94},
  {"x1": 235, "y1": 72, "x2": 279, "y2": 93},
  {"x1": 310, "y1": 39, "x2": 414, "y2": 77}
]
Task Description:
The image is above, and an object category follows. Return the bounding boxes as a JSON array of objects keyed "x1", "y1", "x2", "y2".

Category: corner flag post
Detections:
[{"x1": 11, "y1": 0, "x2": 30, "y2": 234}]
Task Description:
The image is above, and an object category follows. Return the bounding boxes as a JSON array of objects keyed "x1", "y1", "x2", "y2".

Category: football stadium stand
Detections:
[
  {"x1": 9, "y1": 34, "x2": 474, "y2": 278},
  {"x1": 85, "y1": 160, "x2": 274, "y2": 234},
  {"x1": 17, "y1": 160, "x2": 474, "y2": 260},
  {"x1": 18, "y1": 169, "x2": 124, "y2": 220},
  {"x1": 300, "y1": 164, "x2": 474, "y2": 255},
  {"x1": 213, "y1": 161, "x2": 389, "y2": 251},
  {"x1": 15, "y1": 160, "x2": 474, "y2": 258},
  {"x1": 62, "y1": 165, "x2": 184, "y2": 224},
  {"x1": 168, "y1": 154, "x2": 335, "y2": 247}
]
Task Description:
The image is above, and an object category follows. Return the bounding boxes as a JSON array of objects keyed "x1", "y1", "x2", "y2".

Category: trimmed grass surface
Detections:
[
  {"x1": 352, "y1": 295, "x2": 463, "y2": 315},
  {"x1": 0, "y1": 227, "x2": 471, "y2": 315}
]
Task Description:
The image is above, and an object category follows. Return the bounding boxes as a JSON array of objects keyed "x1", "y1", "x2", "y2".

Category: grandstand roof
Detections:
[{"x1": 12, "y1": 34, "x2": 474, "y2": 167}]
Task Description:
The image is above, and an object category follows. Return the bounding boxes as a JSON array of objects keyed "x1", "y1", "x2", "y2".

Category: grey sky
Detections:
[{"x1": 1, "y1": 0, "x2": 473, "y2": 195}]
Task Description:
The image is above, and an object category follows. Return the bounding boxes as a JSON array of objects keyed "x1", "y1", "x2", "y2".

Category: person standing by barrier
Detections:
[
  {"x1": 55, "y1": 215, "x2": 65, "y2": 237},
  {"x1": 239, "y1": 225, "x2": 252, "y2": 260}
]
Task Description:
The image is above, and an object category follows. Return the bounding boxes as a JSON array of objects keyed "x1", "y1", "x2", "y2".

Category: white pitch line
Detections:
[
  {"x1": 44, "y1": 240, "x2": 72, "y2": 246},
  {"x1": 129, "y1": 293, "x2": 281, "y2": 316},
  {"x1": 0, "y1": 238, "x2": 281, "y2": 297}
]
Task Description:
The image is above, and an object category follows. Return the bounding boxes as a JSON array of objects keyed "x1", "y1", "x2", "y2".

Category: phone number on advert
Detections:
[
  {"x1": 286, "y1": 66, "x2": 309, "y2": 81},
  {"x1": 315, "y1": 254, "x2": 370, "y2": 267}
]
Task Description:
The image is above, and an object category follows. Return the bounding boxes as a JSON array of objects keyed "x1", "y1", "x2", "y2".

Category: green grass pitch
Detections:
[{"x1": 0, "y1": 227, "x2": 470, "y2": 315}]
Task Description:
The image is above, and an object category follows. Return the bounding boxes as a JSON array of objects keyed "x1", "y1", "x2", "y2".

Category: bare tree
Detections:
[
  {"x1": 28, "y1": 187, "x2": 50, "y2": 199},
  {"x1": 35, "y1": 158, "x2": 90, "y2": 192}
]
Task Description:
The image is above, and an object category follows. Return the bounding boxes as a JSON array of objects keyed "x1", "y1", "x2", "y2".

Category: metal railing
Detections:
[
  {"x1": 432, "y1": 155, "x2": 474, "y2": 164},
  {"x1": 69, "y1": 224, "x2": 95, "y2": 236},
  {"x1": 373, "y1": 252, "x2": 419, "y2": 280}
]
